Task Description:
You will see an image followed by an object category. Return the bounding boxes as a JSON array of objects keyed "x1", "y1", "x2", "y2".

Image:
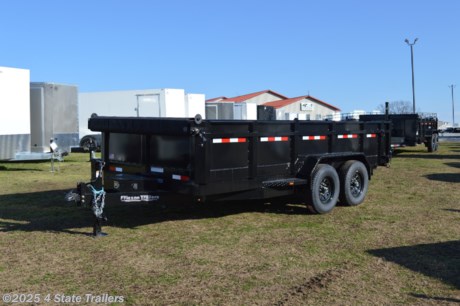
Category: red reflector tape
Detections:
[
  {"x1": 366, "y1": 134, "x2": 377, "y2": 138},
  {"x1": 302, "y1": 135, "x2": 327, "y2": 141},
  {"x1": 109, "y1": 166, "x2": 123, "y2": 172},
  {"x1": 260, "y1": 136, "x2": 289, "y2": 142},
  {"x1": 172, "y1": 174, "x2": 190, "y2": 181},
  {"x1": 213, "y1": 138, "x2": 247, "y2": 144},
  {"x1": 338, "y1": 134, "x2": 358, "y2": 139}
]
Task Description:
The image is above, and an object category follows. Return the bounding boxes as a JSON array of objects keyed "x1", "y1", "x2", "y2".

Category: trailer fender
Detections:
[{"x1": 297, "y1": 153, "x2": 371, "y2": 181}]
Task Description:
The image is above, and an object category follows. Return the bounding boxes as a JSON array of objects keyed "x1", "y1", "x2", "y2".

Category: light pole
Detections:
[
  {"x1": 449, "y1": 85, "x2": 456, "y2": 127},
  {"x1": 405, "y1": 38, "x2": 418, "y2": 113}
]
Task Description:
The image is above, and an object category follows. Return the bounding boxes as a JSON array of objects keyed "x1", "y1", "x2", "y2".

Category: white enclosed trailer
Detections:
[
  {"x1": 233, "y1": 102, "x2": 257, "y2": 120},
  {"x1": 0, "y1": 67, "x2": 30, "y2": 160},
  {"x1": 185, "y1": 93, "x2": 206, "y2": 119},
  {"x1": 78, "y1": 89, "x2": 205, "y2": 149},
  {"x1": 30, "y1": 82, "x2": 79, "y2": 153}
]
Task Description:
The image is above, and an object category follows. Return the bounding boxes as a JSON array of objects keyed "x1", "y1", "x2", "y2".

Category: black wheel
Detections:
[
  {"x1": 427, "y1": 134, "x2": 438, "y2": 152},
  {"x1": 339, "y1": 161, "x2": 369, "y2": 206},
  {"x1": 80, "y1": 136, "x2": 98, "y2": 151},
  {"x1": 308, "y1": 164, "x2": 340, "y2": 214}
]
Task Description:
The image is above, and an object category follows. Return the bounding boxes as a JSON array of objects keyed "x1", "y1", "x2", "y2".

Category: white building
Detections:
[
  {"x1": 263, "y1": 95, "x2": 341, "y2": 120},
  {"x1": 206, "y1": 90, "x2": 341, "y2": 120}
]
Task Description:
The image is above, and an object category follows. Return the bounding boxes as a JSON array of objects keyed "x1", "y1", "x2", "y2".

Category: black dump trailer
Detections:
[
  {"x1": 68, "y1": 116, "x2": 391, "y2": 235},
  {"x1": 359, "y1": 113, "x2": 439, "y2": 152}
]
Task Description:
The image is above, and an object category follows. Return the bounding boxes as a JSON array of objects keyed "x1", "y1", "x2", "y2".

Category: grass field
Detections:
[{"x1": 1, "y1": 143, "x2": 459, "y2": 305}]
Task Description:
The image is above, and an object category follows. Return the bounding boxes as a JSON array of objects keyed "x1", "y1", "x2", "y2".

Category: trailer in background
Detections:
[
  {"x1": 0, "y1": 67, "x2": 30, "y2": 161},
  {"x1": 257, "y1": 105, "x2": 276, "y2": 120},
  {"x1": 78, "y1": 88, "x2": 205, "y2": 150},
  {"x1": 360, "y1": 113, "x2": 439, "y2": 152},
  {"x1": 30, "y1": 82, "x2": 79, "y2": 154},
  {"x1": 205, "y1": 102, "x2": 234, "y2": 119}
]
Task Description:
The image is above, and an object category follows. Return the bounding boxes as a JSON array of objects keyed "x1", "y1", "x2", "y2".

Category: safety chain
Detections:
[{"x1": 88, "y1": 184, "x2": 106, "y2": 218}]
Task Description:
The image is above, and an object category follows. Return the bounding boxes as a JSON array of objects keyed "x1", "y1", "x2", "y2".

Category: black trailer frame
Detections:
[
  {"x1": 360, "y1": 113, "x2": 439, "y2": 152},
  {"x1": 69, "y1": 116, "x2": 391, "y2": 236}
]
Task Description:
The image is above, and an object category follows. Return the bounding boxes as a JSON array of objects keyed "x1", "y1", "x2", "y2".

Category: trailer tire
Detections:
[
  {"x1": 427, "y1": 134, "x2": 439, "y2": 152},
  {"x1": 308, "y1": 164, "x2": 340, "y2": 214},
  {"x1": 339, "y1": 161, "x2": 368, "y2": 206},
  {"x1": 80, "y1": 136, "x2": 100, "y2": 152}
]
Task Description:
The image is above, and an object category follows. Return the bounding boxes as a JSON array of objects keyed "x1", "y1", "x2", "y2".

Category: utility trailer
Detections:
[
  {"x1": 359, "y1": 113, "x2": 439, "y2": 152},
  {"x1": 68, "y1": 115, "x2": 391, "y2": 236}
]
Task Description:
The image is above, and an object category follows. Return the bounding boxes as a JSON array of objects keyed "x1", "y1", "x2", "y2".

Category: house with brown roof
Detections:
[
  {"x1": 206, "y1": 90, "x2": 341, "y2": 120},
  {"x1": 263, "y1": 95, "x2": 341, "y2": 120},
  {"x1": 206, "y1": 90, "x2": 288, "y2": 105}
]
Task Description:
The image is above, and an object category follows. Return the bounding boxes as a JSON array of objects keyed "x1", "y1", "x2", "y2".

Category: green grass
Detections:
[{"x1": 1, "y1": 145, "x2": 459, "y2": 305}]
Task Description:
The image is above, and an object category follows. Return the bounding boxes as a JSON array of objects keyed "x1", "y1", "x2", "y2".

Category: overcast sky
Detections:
[{"x1": 1, "y1": 0, "x2": 459, "y2": 123}]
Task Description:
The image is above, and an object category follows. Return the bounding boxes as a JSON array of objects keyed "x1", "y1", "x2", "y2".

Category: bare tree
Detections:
[{"x1": 376, "y1": 101, "x2": 420, "y2": 114}]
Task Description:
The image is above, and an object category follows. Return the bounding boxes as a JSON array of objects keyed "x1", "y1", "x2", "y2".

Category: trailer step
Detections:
[{"x1": 262, "y1": 178, "x2": 308, "y2": 189}]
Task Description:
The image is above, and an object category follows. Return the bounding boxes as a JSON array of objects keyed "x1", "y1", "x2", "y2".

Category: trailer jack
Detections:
[
  {"x1": 65, "y1": 182, "x2": 108, "y2": 237},
  {"x1": 93, "y1": 215, "x2": 107, "y2": 237},
  {"x1": 88, "y1": 184, "x2": 108, "y2": 237}
]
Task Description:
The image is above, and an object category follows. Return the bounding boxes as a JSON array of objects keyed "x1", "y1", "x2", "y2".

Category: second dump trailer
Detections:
[{"x1": 360, "y1": 113, "x2": 439, "y2": 152}]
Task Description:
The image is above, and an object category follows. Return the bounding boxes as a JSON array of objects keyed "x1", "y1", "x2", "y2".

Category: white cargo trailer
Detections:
[
  {"x1": 78, "y1": 89, "x2": 204, "y2": 149},
  {"x1": 30, "y1": 82, "x2": 79, "y2": 153},
  {"x1": 0, "y1": 67, "x2": 30, "y2": 160},
  {"x1": 233, "y1": 102, "x2": 257, "y2": 120},
  {"x1": 205, "y1": 102, "x2": 234, "y2": 119},
  {"x1": 185, "y1": 93, "x2": 206, "y2": 119}
]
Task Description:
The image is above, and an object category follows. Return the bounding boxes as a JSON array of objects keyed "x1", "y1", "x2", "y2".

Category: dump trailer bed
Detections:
[
  {"x1": 360, "y1": 113, "x2": 438, "y2": 152},
  {"x1": 70, "y1": 116, "x2": 391, "y2": 236}
]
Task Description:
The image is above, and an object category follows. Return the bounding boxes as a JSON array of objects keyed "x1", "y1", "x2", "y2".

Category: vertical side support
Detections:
[
  {"x1": 290, "y1": 119, "x2": 299, "y2": 175},
  {"x1": 248, "y1": 121, "x2": 258, "y2": 179},
  {"x1": 328, "y1": 121, "x2": 334, "y2": 153},
  {"x1": 194, "y1": 126, "x2": 210, "y2": 185}
]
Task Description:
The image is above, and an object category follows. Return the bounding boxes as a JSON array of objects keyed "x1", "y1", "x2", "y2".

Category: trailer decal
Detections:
[
  {"x1": 260, "y1": 136, "x2": 289, "y2": 142},
  {"x1": 213, "y1": 138, "x2": 247, "y2": 144},
  {"x1": 338, "y1": 134, "x2": 358, "y2": 139},
  {"x1": 302, "y1": 135, "x2": 327, "y2": 141},
  {"x1": 150, "y1": 167, "x2": 164, "y2": 173},
  {"x1": 172, "y1": 174, "x2": 190, "y2": 181},
  {"x1": 120, "y1": 195, "x2": 160, "y2": 203},
  {"x1": 366, "y1": 134, "x2": 377, "y2": 138}
]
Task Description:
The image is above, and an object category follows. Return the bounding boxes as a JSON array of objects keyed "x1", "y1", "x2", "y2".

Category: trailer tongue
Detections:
[{"x1": 67, "y1": 115, "x2": 391, "y2": 236}]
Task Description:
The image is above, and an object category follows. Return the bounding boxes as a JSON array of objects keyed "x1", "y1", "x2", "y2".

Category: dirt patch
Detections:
[{"x1": 274, "y1": 266, "x2": 348, "y2": 305}]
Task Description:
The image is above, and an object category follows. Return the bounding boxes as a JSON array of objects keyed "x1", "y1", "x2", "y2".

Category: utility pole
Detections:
[
  {"x1": 449, "y1": 85, "x2": 456, "y2": 127},
  {"x1": 405, "y1": 38, "x2": 418, "y2": 113}
]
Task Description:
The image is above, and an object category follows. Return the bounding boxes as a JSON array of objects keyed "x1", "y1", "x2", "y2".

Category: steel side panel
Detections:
[{"x1": 94, "y1": 117, "x2": 391, "y2": 200}]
